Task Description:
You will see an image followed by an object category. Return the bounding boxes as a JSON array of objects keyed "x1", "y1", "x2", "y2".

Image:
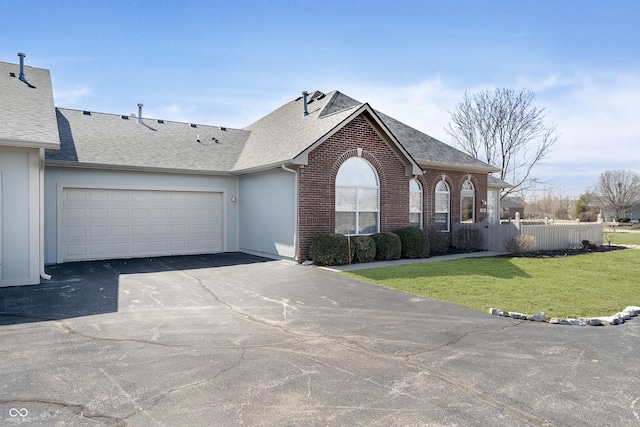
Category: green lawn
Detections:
[
  {"x1": 344, "y1": 250, "x2": 640, "y2": 318},
  {"x1": 604, "y1": 231, "x2": 640, "y2": 245}
]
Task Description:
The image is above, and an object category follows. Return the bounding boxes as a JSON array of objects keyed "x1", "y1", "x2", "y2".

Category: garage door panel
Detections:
[{"x1": 61, "y1": 188, "x2": 224, "y2": 262}]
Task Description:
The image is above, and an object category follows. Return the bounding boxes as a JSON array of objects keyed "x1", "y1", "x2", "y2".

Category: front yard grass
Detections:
[
  {"x1": 344, "y1": 250, "x2": 640, "y2": 319},
  {"x1": 604, "y1": 231, "x2": 640, "y2": 246}
]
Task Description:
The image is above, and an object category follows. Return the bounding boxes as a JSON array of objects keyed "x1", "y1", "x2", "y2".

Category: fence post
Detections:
[{"x1": 514, "y1": 211, "x2": 521, "y2": 231}]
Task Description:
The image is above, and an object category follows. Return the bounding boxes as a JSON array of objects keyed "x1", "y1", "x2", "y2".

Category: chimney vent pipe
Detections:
[
  {"x1": 137, "y1": 103, "x2": 144, "y2": 124},
  {"x1": 302, "y1": 91, "x2": 309, "y2": 116},
  {"x1": 17, "y1": 52, "x2": 26, "y2": 82}
]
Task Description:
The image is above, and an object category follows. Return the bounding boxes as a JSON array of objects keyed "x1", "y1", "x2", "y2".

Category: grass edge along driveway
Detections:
[{"x1": 344, "y1": 250, "x2": 640, "y2": 319}]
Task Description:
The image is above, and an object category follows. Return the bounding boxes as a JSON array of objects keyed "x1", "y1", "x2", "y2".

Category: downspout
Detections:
[
  {"x1": 39, "y1": 148, "x2": 51, "y2": 280},
  {"x1": 281, "y1": 164, "x2": 299, "y2": 261}
]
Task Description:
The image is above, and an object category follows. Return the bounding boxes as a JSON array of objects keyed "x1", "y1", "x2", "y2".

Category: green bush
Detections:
[
  {"x1": 308, "y1": 234, "x2": 354, "y2": 266},
  {"x1": 426, "y1": 224, "x2": 449, "y2": 255},
  {"x1": 370, "y1": 232, "x2": 401, "y2": 261},
  {"x1": 393, "y1": 226, "x2": 430, "y2": 259},
  {"x1": 350, "y1": 235, "x2": 376, "y2": 263},
  {"x1": 456, "y1": 227, "x2": 483, "y2": 252}
]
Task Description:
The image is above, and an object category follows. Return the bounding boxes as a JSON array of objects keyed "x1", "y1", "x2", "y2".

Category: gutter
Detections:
[
  {"x1": 39, "y1": 148, "x2": 51, "y2": 280},
  {"x1": 281, "y1": 164, "x2": 299, "y2": 261}
]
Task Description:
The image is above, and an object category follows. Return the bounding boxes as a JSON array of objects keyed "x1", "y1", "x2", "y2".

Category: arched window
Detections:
[
  {"x1": 435, "y1": 180, "x2": 450, "y2": 231},
  {"x1": 335, "y1": 157, "x2": 379, "y2": 235},
  {"x1": 460, "y1": 180, "x2": 475, "y2": 223},
  {"x1": 409, "y1": 179, "x2": 422, "y2": 228}
]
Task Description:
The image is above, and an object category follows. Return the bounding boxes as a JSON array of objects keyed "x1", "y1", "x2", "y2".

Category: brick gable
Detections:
[{"x1": 298, "y1": 115, "x2": 411, "y2": 260}]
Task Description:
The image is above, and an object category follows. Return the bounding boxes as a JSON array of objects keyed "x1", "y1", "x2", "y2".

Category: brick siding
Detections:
[{"x1": 297, "y1": 113, "x2": 488, "y2": 261}]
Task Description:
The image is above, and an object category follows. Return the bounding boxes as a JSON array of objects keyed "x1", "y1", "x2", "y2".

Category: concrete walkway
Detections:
[{"x1": 327, "y1": 250, "x2": 510, "y2": 271}]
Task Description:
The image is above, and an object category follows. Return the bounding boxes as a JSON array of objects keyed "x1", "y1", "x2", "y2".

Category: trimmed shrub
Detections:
[
  {"x1": 308, "y1": 234, "x2": 354, "y2": 266},
  {"x1": 505, "y1": 235, "x2": 537, "y2": 254},
  {"x1": 370, "y1": 232, "x2": 401, "y2": 261},
  {"x1": 456, "y1": 227, "x2": 483, "y2": 252},
  {"x1": 426, "y1": 224, "x2": 449, "y2": 255},
  {"x1": 393, "y1": 226, "x2": 430, "y2": 259},
  {"x1": 350, "y1": 235, "x2": 376, "y2": 263}
]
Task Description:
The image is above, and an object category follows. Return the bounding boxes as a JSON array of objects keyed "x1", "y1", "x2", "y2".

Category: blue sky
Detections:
[{"x1": 2, "y1": 0, "x2": 638, "y2": 198}]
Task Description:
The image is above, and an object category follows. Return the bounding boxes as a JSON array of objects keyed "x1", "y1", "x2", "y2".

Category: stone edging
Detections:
[{"x1": 489, "y1": 306, "x2": 640, "y2": 326}]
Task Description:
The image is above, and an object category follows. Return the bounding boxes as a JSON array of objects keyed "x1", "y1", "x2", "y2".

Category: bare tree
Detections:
[
  {"x1": 446, "y1": 88, "x2": 558, "y2": 198},
  {"x1": 591, "y1": 169, "x2": 640, "y2": 220}
]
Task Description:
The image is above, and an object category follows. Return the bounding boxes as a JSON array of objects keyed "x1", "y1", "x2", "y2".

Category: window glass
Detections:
[
  {"x1": 335, "y1": 157, "x2": 379, "y2": 235},
  {"x1": 409, "y1": 179, "x2": 422, "y2": 228},
  {"x1": 435, "y1": 180, "x2": 450, "y2": 231},
  {"x1": 461, "y1": 180, "x2": 475, "y2": 223}
]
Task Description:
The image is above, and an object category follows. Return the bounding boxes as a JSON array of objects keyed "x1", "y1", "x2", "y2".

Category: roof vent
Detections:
[
  {"x1": 219, "y1": 126, "x2": 227, "y2": 131},
  {"x1": 302, "y1": 91, "x2": 309, "y2": 116},
  {"x1": 121, "y1": 115, "x2": 129, "y2": 120},
  {"x1": 17, "y1": 52, "x2": 26, "y2": 82},
  {"x1": 136, "y1": 103, "x2": 144, "y2": 124},
  {"x1": 157, "y1": 119, "x2": 164, "y2": 124},
  {"x1": 83, "y1": 110, "x2": 91, "y2": 115},
  {"x1": 190, "y1": 123, "x2": 197, "y2": 128}
]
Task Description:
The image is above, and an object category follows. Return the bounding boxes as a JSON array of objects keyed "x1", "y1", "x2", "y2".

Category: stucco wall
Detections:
[
  {"x1": 43, "y1": 167, "x2": 240, "y2": 264},
  {"x1": 238, "y1": 168, "x2": 296, "y2": 259}
]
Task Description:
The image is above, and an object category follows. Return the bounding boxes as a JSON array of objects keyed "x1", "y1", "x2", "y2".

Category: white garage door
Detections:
[{"x1": 59, "y1": 188, "x2": 223, "y2": 262}]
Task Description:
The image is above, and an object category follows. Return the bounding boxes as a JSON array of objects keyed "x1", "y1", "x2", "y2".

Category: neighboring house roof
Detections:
[
  {"x1": 488, "y1": 175, "x2": 513, "y2": 188},
  {"x1": 47, "y1": 108, "x2": 248, "y2": 173},
  {"x1": 501, "y1": 197, "x2": 525, "y2": 209},
  {"x1": 0, "y1": 60, "x2": 60, "y2": 149}
]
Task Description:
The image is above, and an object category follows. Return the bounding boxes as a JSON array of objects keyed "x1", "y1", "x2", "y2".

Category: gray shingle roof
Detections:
[
  {"x1": 236, "y1": 90, "x2": 498, "y2": 173},
  {"x1": 488, "y1": 175, "x2": 513, "y2": 188},
  {"x1": 235, "y1": 91, "x2": 360, "y2": 171},
  {"x1": 0, "y1": 61, "x2": 60, "y2": 148},
  {"x1": 375, "y1": 110, "x2": 499, "y2": 172},
  {"x1": 47, "y1": 109, "x2": 249, "y2": 173}
]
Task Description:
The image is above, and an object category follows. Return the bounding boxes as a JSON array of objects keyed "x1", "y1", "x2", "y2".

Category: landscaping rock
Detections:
[
  {"x1": 509, "y1": 312, "x2": 527, "y2": 320},
  {"x1": 528, "y1": 312, "x2": 546, "y2": 322},
  {"x1": 618, "y1": 312, "x2": 631, "y2": 321},
  {"x1": 549, "y1": 318, "x2": 571, "y2": 325},
  {"x1": 584, "y1": 318, "x2": 603, "y2": 326},
  {"x1": 624, "y1": 306, "x2": 640, "y2": 316}
]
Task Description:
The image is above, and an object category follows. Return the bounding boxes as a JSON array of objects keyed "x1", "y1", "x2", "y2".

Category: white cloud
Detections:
[
  {"x1": 53, "y1": 85, "x2": 92, "y2": 106},
  {"x1": 335, "y1": 72, "x2": 640, "y2": 197}
]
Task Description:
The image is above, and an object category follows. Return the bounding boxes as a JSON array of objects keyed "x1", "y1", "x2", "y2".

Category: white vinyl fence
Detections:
[{"x1": 453, "y1": 216, "x2": 603, "y2": 252}]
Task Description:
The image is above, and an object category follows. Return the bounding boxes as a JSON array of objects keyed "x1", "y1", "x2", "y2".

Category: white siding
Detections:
[
  {"x1": 239, "y1": 169, "x2": 296, "y2": 259},
  {"x1": 0, "y1": 147, "x2": 40, "y2": 286}
]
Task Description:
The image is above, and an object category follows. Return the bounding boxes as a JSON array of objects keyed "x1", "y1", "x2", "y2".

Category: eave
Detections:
[
  {"x1": 44, "y1": 159, "x2": 234, "y2": 176},
  {"x1": 0, "y1": 138, "x2": 60, "y2": 151}
]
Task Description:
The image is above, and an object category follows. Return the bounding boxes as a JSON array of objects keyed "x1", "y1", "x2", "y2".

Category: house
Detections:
[
  {"x1": 500, "y1": 197, "x2": 526, "y2": 220},
  {"x1": 1, "y1": 54, "x2": 503, "y2": 287}
]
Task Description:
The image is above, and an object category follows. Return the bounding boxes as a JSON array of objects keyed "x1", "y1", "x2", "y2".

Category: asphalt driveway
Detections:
[{"x1": 1, "y1": 253, "x2": 639, "y2": 426}]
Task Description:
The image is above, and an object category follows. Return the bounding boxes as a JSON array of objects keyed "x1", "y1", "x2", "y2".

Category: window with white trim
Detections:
[
  {"x1": 460, "y1": 180, "x2": 475, "y2": 223},
  {"x1": 409, "y1": 179, "x2": 422, "y2": 228},
  {"x1": 335, "y1": 157, "x2": 379, "y2": 235},
  {"x1": 435, "y1": 180, "x2": 450, "y2": 231}
]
